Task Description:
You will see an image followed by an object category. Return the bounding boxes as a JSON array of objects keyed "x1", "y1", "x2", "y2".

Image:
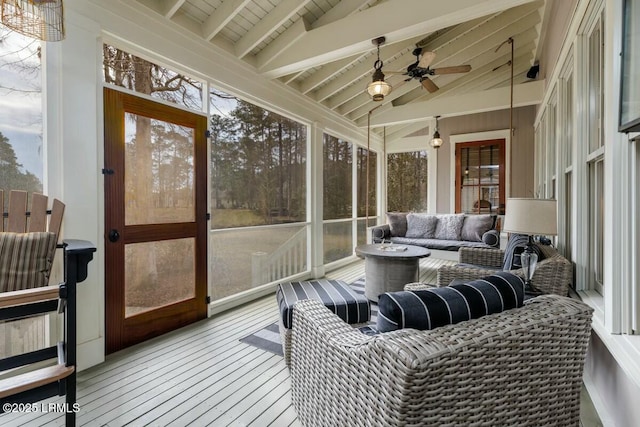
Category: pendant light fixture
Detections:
[
  {"x1": 367, "y1": 36, "x2": 391, "y2": 101},
  {"x1": 1, "y1": 0, "x2": 65, "y2": 41},
  {"x1": 430, "y1": 115, "x2": 443, "y2": 148}
]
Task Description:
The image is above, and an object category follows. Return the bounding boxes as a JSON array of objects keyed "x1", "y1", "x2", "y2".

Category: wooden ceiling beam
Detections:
[
  {"x1": 336, "y1": 3, "x2": 540, "y2": 123},
  {"x1": 260, "y1": 0, "x2": 539, "y2": 78},
  {"x1": 257, "y1": 0, "x2": 371, "y2": 72},
  {"x1": 235, "y1": 0, "x2": 311, "y2": 59},
  {"x1": 162, "y1": 0, "x2": 185, "y2": 19},
  {"x1": 202, "y1": 0, "x2": 252, "y2": 41},
  {"x1": 385, "y1": 122, "x2": 433, "y2": 144},
  {"x1": 299, "y1": 54, "x2": 363, "y2": 94},
  {"x1": 314, "y1": 36, "x2": 422, "y2": 102},
  {"x1": 257, "y1": 18, "x2": 309, "y2": 70},
  {"x1": 368, "y1": 79, "x2": 544, "y2": 128},
  {"x1": 389, "y1": 39, "x2": 536, "y2": 108},
  {"x1": 423, "y1": 6, "x2": 540, "y2": 69}
]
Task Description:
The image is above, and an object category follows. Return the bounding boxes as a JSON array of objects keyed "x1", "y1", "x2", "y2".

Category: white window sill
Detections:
[{"x1": 578, "y1": 290, "x2": 640, "y2": 391}]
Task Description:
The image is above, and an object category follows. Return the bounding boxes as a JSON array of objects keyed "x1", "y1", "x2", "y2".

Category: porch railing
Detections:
[{"x1": 251, "y1": 227, "x2": 307, "y2": 286}]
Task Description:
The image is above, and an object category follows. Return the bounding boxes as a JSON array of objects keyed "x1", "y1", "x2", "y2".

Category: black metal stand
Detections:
[
  {"x1": 0, "y1": 239, "x2": 95, "y2": 427},
  {"x1": 63, "y1": 240, "x2": 95, "y2": 427}
]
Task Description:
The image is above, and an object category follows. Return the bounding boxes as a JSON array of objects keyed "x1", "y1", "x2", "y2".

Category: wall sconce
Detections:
[
  {"x1": 367, "y1": 37, "x2": 391, "y2": 101},
  {"x1": 430, "y1": 115, "x2": 443, "y2": 148}
]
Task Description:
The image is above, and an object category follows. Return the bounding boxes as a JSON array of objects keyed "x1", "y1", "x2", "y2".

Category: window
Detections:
[
  {"x1": 565, "y1": 74, "x2": 574, "y2": 167},
  {"x1": 587, "y1": 20, "x2": 604, "y2": 153},
  {"x1": 323, "y1": 134, "x2": 352, "y2": 263},
  {"x1": 547, "y1": 98, "x2": 557, "y2": 177},
  {"x1": 357, "y1": 147, "x2": 376, "y2": 246},
  {"x1": 535, "y1": 113, "x2": 547, "y2": 197},
  {"x1": 565, "y1": 172, "x2": 573, "y2": 262},
  {"x1": 455, "y1": 141, "x2": 505, "y2": 214},
  {"x1": 547, "y1": 95, "x2": 557, "y2": 198},
  {"x1": 0, "y1": 29, "x2": 43, "y2": 202},
  {"x1": 103, "y1": 43, "x2": 203, "y2": 111},
  {"x1": 0, "y1": 29, "x2": 45, "y2": 359},
  {"x1": 387, "y1": 151, "x2": 428, "y2": 212},
  {"x1": 589, "y1": 157, "x2": 604, "y2": 293},
  {"x1": 619, "y1": 0, "x2": 640, "y2": 132},
  {"x1": 209, "y1": 94, "x2": 307, "y2": 228},
  {"x1": 103, "y1": 45, "x2": 310, "y2": 300},
  {"x1": 356, "y1": 147, "x2": 376, "y2": 218},
  {"x1": 562, "y1": 69, "x2": 574, "y2": 262},
  {"x1": 586, "y1": 13, "x2": 605, "y2": 294},
  {"x1": 208, "y1": 90, "x2": 308, "y2": 298}
]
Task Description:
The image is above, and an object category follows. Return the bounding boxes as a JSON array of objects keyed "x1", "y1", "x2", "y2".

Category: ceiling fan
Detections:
[{"x1": 390, "y1": 47, "x2": 472, "y2": 93}]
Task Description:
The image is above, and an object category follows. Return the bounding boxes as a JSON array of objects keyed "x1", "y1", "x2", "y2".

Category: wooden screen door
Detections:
[{"x1": 104, "y1": 88, "x2": 208, "y2": 354}]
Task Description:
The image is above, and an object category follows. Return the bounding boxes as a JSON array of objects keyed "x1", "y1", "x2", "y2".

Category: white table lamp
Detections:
[{"x1": 502, "y1": 198, "x2": 558, "y2": 295}]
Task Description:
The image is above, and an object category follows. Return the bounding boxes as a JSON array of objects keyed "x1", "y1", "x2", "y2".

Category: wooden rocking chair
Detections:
[{"x1": 0, "y1": 190, "x2": 95, "y2": 427}]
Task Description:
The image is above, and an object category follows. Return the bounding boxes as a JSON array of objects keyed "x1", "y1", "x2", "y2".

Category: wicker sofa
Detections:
[
  {"x1": 436, "y1": 244, "x2": 572, "y2": 296},
  {"x1": 290, "y1": 295, "x2": 593, "y2": 427}
]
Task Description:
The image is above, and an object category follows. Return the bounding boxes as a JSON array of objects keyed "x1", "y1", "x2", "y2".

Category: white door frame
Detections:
[{"x1": 449, "y1": 129, "x2": 511, "y2": 212}]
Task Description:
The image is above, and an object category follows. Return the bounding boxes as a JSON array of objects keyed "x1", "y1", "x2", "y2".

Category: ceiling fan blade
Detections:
[
  {"x1": 432, "y1": 65, "x2": 472, "y2": 75},
  {"x1": 418, "y1": 51, "x2": 436, "y2": 68},
  {"x1": 386, "y1": 70, "x2": 408, "y2": 75},
  {"x1": 421, "y1": 77, "x2": 439, "y2": 93}
]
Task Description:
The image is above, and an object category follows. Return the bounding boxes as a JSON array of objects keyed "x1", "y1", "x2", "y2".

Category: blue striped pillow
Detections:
[{"x1": 376, "y1": 272, "x2": 525, "y2": 332}]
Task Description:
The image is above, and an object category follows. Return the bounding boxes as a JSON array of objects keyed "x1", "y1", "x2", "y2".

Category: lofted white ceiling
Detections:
[{"x1": 135, "y1": 0, "x2": 547, "y2": 141}]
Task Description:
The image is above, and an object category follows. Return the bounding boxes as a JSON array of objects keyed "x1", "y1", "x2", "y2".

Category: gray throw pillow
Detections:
[
  {"x1": 482, "y1": 230, "x2": 500, "y2": 247},
  {"x1": 405, "y1": 213, "x2": 438, "y2": 238},
  {"x1": 434, "y1": 214, "x2": 465, "y2": 240},
  {"x1": 461, "y1": 214, "x2": 495, "y2": 242},
  {"x1": 386, "y1": 212, "x2": 408, "y2": 237}
]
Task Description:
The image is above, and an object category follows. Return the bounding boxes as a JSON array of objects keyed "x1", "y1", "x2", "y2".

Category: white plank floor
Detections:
[{"x1": 1, "y1": 257, "x2": 602, "y2": 426}]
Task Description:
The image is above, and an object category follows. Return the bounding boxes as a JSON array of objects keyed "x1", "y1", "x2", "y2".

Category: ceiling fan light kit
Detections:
[
  {"x1": 392, "y1": 47, "x2": 472, "y2": 93},
  {"x1": 367, "y1": 36, "x2": 391, "y2": 101}
]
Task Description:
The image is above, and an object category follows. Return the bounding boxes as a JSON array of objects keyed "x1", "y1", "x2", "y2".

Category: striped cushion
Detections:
[
  {"x1": 277, "y1": 280, "x2": 370, "y2": 329},
  {"x1": 0, "y1": 232, "x2": 58, "y2": 292},
  {"x1": 376, "y1": 272, "x2": 525, "y2": 332}
]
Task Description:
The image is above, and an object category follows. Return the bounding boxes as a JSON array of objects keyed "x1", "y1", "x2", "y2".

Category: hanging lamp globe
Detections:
[
  {"x1": 430, "y1": 130, "x2": 443, "y2": 148},
  {"x1": 430, "y1": 115, "x2": 443, "y2": 148},
  {"x1": 367, "y1": 61, "x2": 391, "y2": 101}
]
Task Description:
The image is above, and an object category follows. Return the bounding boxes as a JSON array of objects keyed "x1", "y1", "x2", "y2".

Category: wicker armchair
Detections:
[
  {"x1": 290, "y1": 296, "x2": 593, "y2": 427},
  {"x1": 436, "y1": 245, "x2": 572, "y2": 296}
]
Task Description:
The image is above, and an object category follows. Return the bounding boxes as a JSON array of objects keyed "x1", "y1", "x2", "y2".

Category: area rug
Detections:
[{"x1": 239, "y1": 277, "x2": 378, "y2": 357}]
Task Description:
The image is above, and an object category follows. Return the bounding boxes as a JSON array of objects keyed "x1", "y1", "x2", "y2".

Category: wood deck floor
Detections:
[{"x1": 1, "y1": 257, "x2": 602, "y2": 426}]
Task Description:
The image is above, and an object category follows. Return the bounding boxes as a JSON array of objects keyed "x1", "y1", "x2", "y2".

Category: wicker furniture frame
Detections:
[
  {"x1": 436, "y1": 245, "x2": 572, "y2": 296},
  {"x1": 290, "y1": 295, "x2": 593, "y2": 427},
  {"x1": 277, "y1": 280, "x2": 370, "y2": 366}
]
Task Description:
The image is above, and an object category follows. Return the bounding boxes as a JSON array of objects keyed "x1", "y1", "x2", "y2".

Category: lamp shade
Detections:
[
  {"x1": 502, "y1": 198, "x2": 557, "y2": 236},
  {"x1": 367, "y1": 77, "x2": 391, "y2": 101},
  {"x1": 430, "y1": 130, "x2": 443, "y2": 148}
]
